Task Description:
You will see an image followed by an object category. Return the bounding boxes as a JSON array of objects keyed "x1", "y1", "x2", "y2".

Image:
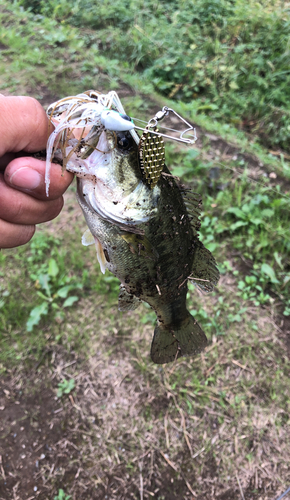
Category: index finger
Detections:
[{"x1": 0, "y1": 95, "x2": 53, "y2": 157}]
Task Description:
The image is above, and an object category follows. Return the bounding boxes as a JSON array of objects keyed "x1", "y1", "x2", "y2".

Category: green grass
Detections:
[
  {"x1": 14, "y1": 0, "x2": 290, "y2": 153},
  {"x1": 0, "y1": 214, "x2": 119, "y2": 369}
]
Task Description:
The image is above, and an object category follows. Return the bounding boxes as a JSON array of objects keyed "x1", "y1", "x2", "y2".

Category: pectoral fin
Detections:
[
  {"x1": 118, "y1": 284, "x2": 141, "y2": 311},
  {"x1": 82, "y1": 228, "x2": 95, "y2": 246},
  {"x1": 120, "y1": 232, "x2": 157, "y2": 259}
]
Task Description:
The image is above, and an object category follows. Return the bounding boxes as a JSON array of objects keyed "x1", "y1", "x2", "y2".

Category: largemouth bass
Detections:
[{"x1": 46, "y1": 91, "x2": 219, "y2": 364}]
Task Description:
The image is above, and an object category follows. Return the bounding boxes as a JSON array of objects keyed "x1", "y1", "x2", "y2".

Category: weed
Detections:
[
  {"x1": 0, "y1": 284, "x2": 9, "y2": 310},
  {"x1": 57, "y1": 378, "x2": 75, "y2": 398},
  {"x1": 54, "y1": 490, "x2": 71, "y2": 500},
  {"x1": 237, "y1": 274, "x2": 272, "y2": 307},
  {"x1": 26, "y1": 233, "x2": 83, "y2": 331}
]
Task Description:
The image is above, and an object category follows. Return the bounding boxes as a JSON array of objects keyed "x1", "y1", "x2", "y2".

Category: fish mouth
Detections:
[
  {"x1": 76, "y1": 130, "x2": 160, "y2": 229},
  {"x1": 91, "y1": 129, "x2": 116, "y2": 154}
]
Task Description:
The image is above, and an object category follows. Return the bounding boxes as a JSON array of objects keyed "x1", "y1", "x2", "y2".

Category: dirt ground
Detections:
[{"x1": 1, "y1": 293, "x2": 289, "y2": 500}]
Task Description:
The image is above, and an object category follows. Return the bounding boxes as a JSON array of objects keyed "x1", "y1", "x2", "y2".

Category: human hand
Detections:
[{"x1": 0, "y1": 95, "x2": 74, "y2": 248}]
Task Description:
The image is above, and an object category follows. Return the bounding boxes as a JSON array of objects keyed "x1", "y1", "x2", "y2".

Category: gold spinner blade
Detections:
[{"x1": 138, "y1": 127, "x2": 165, "y2": 189}]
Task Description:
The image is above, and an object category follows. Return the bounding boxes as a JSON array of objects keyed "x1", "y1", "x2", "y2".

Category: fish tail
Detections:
[{"x1": 150, "y1": 312, "x2": 207, "y2": 364}]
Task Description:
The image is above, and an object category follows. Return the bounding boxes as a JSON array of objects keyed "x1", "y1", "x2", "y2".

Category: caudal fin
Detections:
[{"x1": 150, "y1": 312, "x2": 207, "y2": 364}]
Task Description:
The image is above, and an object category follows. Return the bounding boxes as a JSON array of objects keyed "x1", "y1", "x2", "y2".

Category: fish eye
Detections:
[{"x1": 117, "y1": 133, "x2": 133, "y2": 150}]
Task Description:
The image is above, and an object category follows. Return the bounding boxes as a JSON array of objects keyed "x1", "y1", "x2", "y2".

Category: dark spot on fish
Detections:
[
  {"x1": 113, "y1": 201, "x2": 118, "y2": 205},
  {"x1": 104, "y1": 249, "x2": 110, "y2": 262},
  {"x1": 112, "y1": 246, "x2": 117, "y2": 250},
  {"x1": 125, "y1": 276, "x2": 130, "y2": 284},
  {"x1": 136, "y1": 202, "x2": 140, "y2": 206},
  {"x1": 136, "y1": 281, "x2": 142, "y2": 295}
]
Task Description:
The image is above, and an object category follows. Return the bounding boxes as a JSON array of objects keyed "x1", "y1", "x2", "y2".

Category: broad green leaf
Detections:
[
  {"x1": 206, "y1": 242, "x2": 217, "y2": 252},
  {"x1": 48, "y1": 258, "x2": 59, "y2": 278},
  {"x1": 57, "y1": 283, "x2": 82, "y2": 298},
  {"x1": 230, "y1": 221, "x2": 248, "y2": 231},
  {"x1": 185, "y1": 148, "x2": 200, "y2": 160},
  {"x1": 250, "y1": 218, "x2": 263, "y2": 225},
  {"x1": 36, "y1": 291, "x2": 51, "y2": 301},
  {"x1": 261, "y1": 208, "x2": 274, "y2": 218},
  {"x1": 229, "y1": 80, "x2": 239, "y2": 89},
  {"x1": 57, "y1": 285, "x2": 71, "y2": 298},
  {"x1": 197, "y1": 103, "x2": 218, "y2": 111},
  {"x1": 38, "y1": 273, "x2": 51, "y2": 297},
  {"x1": 241, "y1": 203, "x2": 250, "y2": 213},
  {"x1": 261, "y1": 263, "x2": 278, "y2": 283},
  {"x1": 64, "y1": 379, "x2": 75, "y2": 393},
  {"x1": 229, "y1": 314, "x2": 241, "y2": 322},
  {"x1": 26, "y1": 302, "x2": 48, "y2": 332},
  {"x1": 227, "y1": 207, "x2": 246, "y2": 219},
  {"x1": 63, "y1": 296, "x2": 79, "y2": 308},
  {"x1": 274, "y1": 252, "x2": 283, "y2": 269}
]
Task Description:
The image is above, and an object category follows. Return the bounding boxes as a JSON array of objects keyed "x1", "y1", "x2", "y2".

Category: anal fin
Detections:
[
  {"x1": 82, "y1": 229, "x2": 108, "y2": 274},
  {"x1": 118, "y1": 284, "x2": 141, "y2": 311}
]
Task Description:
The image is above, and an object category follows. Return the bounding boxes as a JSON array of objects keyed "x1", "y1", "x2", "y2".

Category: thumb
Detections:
[{"x1": 4, "y1": 156, "x2": 74, "y2": 201}]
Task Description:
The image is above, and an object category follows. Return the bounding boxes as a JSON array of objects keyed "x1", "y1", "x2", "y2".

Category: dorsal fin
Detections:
[
  {"x1": 179, "y1": 184, "x2": 202, "y2": 236},
  {"x1": 177, "y1": 183, "x2": 219, "y2": 292}
]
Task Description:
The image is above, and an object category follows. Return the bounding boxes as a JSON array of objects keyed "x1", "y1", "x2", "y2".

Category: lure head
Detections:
[{"x1": 100, "y1": 109, "x2": 135, "y2": 131}]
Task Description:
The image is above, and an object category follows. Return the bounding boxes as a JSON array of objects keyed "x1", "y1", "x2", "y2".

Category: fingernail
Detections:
[{"x1": 9, "y1": 167, "x2": 42, "y2": 190}]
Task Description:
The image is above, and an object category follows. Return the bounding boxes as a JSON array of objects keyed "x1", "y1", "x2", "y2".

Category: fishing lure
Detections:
[{"x1": 45, "y1": 90, "x2": 197, "y2": 195}]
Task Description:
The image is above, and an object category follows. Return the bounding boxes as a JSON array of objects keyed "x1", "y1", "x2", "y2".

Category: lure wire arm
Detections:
[
  {"x1": 133, "y1": 125, "x2": 197, "y2": 145},
  {"x1": 133, "y1": 105, "x2": 197, "y2": 145}
]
